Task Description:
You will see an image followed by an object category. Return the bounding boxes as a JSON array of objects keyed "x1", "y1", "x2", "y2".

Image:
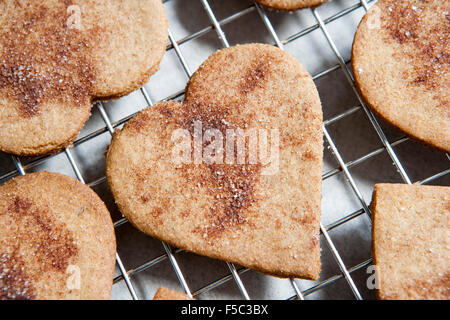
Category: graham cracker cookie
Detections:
[
  {"x1": 0, "y1": 171, "x2": 116, "y2": 300},
  {"x1": 371, "y1": 183, "x2": 450, "y2": 300},
  {"x1": 106, "y1": 44, "x2": 323, "y2": 279},
  {"x1": 255, "y1": 0, "x2": 328, "y2": 11},
  {"x1": 153, "y1": 287, "x2": 193, "y2": 300},
  {"x1": 352, "y1": 0, "x2": 450, "y2": 152},
  {"x1": 0, "y1": 0, "x2": 168, "y2": 156}
]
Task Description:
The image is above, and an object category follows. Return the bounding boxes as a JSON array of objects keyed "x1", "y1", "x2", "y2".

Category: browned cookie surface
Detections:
[
  {"x1": 0, "y1": 171, "x2": 116, "y2": 300},
  {"x1": 153, "y1": 287, "x2": 193, "y2": 300},
  {"x1": 255, "y1": 0, "x2": 328, "y2": 10},
  {"x1": 352, "y1": 0, "x2": 450, "y2": 152},
  {"x1": 0, "y1": 0, "x2": 168, "y2": 156},
  {"x1": 106, "y1": 44, "x2": 323, "y2": 280},
  {"x1": 371, "y1": 183, "x2": 450, "y2": 300}
]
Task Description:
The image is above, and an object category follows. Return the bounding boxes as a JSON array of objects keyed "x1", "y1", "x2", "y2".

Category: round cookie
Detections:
[
  {"x1": 255, "y1": 0, "x2": 328, "y2": 11},
  {"x1": 106, "y1": 44, "x2": 323, "y2": 280},
  {"x1": 352, "y1": 0, "x2": 450, "y2": 152},
  {"x1": 0, "y1": 0, "x2": 168, "y2": 156},
  {"x1": 0, "y1": 171, "x2": 116, "y2": 300}
]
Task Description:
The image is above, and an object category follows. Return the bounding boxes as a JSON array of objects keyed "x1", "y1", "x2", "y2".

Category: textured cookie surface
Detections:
[
  {"x1": 106, "y1": 44, "x2": 323, "y2": 279},
  {"x1": 352, "y1": 0, "x2": 450, "y2": 151},
  {"x1": 371, "y1": 183, "x2": 450, "y2": 300},
  {"x1": 255, "y1": 0, "x2": 328, "y2": 10},
  {"x1": 0, "y1": 0, "x2": 168, "y2": 156},
  {"x1": 153, "y1": 287, "x2": 193, "y2": 300},
  {"x1": 0, "y1": 172, "x2": 116, "y2": 300}
]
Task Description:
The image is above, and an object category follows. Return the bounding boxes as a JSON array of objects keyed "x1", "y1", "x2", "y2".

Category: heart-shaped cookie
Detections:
[
  {"x1": 106, "y1": 44, "x2": 323, "y2": 279},
  {"x1": 0, "y1": 0, "x2": 167, "y2": 156}
]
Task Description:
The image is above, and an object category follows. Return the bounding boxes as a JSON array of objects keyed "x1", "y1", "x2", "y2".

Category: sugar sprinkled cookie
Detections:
[
  {"x1": 352, "y1": 0, "x2": 450, "y2": 152},
  {"x1": 153, "y1": 287, "x2": 193, "y2": 300},
  {"x1": 371, "y1": 183, "x2": 450, "y2": 300},
  {"x1": 0, "y1": 171, "x2": 116, "y2": 300},
  {"x1": 106, "y1": 44, "x2": 323, "y2": 279},
  {"x1": 255, "y1": 0, "x2": 328, "y2": 11},
  {"x1": 0, "y1": 0, "x2": 168, "y2": 156}
]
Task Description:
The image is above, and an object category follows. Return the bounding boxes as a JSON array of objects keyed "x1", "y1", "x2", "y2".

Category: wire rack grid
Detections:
[{"x1": 1, "y1": 0, "x2": 449, "y2": 300}]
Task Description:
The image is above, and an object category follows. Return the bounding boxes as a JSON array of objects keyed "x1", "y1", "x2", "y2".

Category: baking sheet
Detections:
[{"x1": 0, "y1": 0, "x2": 448, "y2": 300}]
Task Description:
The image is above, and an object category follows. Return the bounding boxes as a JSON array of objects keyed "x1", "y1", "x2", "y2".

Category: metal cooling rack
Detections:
[{"x1": 1, "y1": 0, "x2": 449, "y2": 300}]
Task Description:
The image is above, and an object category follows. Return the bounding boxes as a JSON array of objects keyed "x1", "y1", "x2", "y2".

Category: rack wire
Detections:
[{"x1": 1, "y1": 0, "x2": 449, "y2": 300}]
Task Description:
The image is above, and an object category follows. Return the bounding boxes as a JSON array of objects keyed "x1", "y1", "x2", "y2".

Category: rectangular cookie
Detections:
[{"x1": 371, "y1": 183, "x2": 450, "y2": 300}]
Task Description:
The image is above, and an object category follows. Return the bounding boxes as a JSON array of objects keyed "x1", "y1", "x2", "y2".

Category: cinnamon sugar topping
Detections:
[
  {"x1": 174, "y1": 101, "x2": 263, "y2": 239},
  {"x1": 381, "y1": 0, "x2": 450, "y2": 89},
  {"x1": 239, "y1": 61, "x2": 269, "y2": 95},
  {"x1": 0, "y1": 253, "x2": 36, "y2": 300},
  {"x1": 0, "y1": 196, "x2": 79, "y2": 299},
  {"x1": 0, "y1": 3, "x2": 98, "y2": 117}
]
